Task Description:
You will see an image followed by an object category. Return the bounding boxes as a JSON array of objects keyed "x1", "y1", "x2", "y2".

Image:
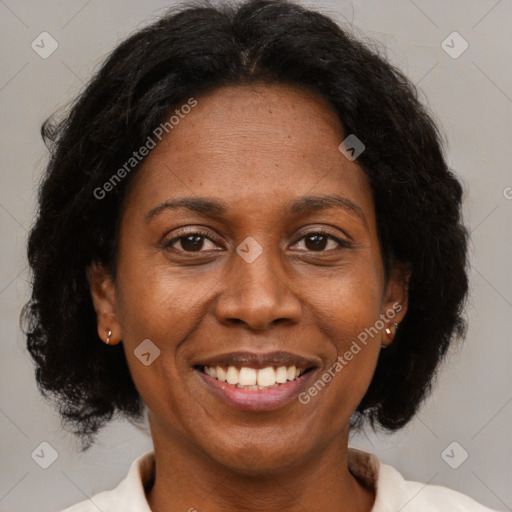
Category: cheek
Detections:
[
  {"x1": 317, "y1": 261, "x2": 384, "y2": 339},
  {"x1": 115, "y1": 249, "x2": 218, "y2": 342},
  {"x1": 113, "y1": 261, "x2": 201, "y2": 411},
  {"x1": 308, "y1": 263, "x2": 384, "y2": 404}
]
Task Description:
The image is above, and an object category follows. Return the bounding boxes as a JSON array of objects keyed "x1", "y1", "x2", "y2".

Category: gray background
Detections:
[{"x1": 1, "y1": 1, "x2": 511, "y2": 511}]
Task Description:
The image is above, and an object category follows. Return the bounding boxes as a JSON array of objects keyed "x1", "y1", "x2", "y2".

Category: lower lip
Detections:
[{"x1": 195, "y1": 368, "x2": 316, "y2": 411}]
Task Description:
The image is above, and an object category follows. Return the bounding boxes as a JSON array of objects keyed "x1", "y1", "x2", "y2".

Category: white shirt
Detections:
[{"x1": 60, "y1": 447, "x2": 498, "y2": 511}]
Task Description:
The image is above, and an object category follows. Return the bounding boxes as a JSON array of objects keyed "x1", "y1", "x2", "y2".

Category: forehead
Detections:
[{"x1": 122, "y1": 83, "x2": 374, "y2": 225}]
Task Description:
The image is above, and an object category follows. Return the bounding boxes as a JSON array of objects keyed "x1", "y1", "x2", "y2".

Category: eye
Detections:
[
  {"x1": 291, "y1": 229, "x2": 349, "y2": 252},
  {"x1": 163, "y1": 228, "x2": 349, "y2": 255},
  {"x1": 163, "y1": 230, "x2": 220, "y2": 253}
]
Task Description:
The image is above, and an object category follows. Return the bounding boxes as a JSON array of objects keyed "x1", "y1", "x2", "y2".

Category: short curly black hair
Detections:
[{"x1": 22, "y1": 0, "x2": 468, "y2": 451}]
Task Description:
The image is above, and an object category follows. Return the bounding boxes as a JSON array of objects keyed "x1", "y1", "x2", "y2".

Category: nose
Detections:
[{"x1": 214, "y1": 246, "x2": 302, "y2": 331}]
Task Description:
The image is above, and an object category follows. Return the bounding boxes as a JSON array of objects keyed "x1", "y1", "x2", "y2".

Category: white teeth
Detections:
[
  {"x1": 203, "y1": 364, "x2": 306, "y2": 388},
  {"x1": 239, "y1": 367, "x2": 257, "y2": 386},
  {"x1": 275, "y1": 366, "x2": 288, "y2": 383},
  {"x1": 226, "y1": 366, "x2": 239, "y2": 385},
  {"x1": 216, "y1": 366, "x2": 226, "y2": 382},
  {"x1": 257, "y1": 367, "x2": 276, "y2": 386},
  {"x1": 287, "y1": 365, "x2": 296, "y2": 380}
]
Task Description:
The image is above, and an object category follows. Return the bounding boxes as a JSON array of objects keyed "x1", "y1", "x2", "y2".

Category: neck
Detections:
[{"x1": 145, "y1": 419, "x2": 375, "y2": 512}]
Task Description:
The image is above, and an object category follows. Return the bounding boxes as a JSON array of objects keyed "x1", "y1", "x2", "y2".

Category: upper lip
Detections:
[{"x1": 194, "y1": 351, "x2": 321, "y2": 370}]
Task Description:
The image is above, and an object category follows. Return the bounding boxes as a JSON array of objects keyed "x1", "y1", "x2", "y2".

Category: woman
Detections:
[{"x1": 22, "y1": 0, "x2": 498, "y2": 510}]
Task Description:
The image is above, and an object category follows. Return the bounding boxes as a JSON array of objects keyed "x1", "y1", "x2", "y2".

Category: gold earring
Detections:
[
  {"x1": 106, "y1": 329, "x2": 112, "y2": 345},
  {"x1": 384, "y1": 322, "x2": 399, "y2": 339}
]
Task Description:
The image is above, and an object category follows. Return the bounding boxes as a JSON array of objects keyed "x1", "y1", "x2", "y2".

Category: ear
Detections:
[
  {"x1": 86, "y1": 262, "x2": 121, "y2": 345},
  {"x1": 381, "y1": 261, "x2": 410, "y2": 347}
]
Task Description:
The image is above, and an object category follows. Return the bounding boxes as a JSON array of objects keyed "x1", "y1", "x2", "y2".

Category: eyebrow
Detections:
[{"x1": 145, "y1": 194, "x2": 367, "y2": 226}]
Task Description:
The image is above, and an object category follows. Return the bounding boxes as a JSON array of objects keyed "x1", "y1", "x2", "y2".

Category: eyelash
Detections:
[{"x1": 163, "y1": 228, "x2": 350, "y2": 254}]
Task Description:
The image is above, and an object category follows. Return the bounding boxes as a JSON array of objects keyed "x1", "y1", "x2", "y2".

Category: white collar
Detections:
[{"x1": 64, "y1": 447, "x2": 497, "y2": 511}]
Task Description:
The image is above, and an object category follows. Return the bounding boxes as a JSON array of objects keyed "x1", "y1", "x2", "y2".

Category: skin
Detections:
[{"x1": 87, "y1": 83, "x2": 409, "y2": 512}]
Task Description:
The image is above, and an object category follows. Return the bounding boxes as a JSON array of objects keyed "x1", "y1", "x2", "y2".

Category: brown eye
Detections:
[
  {"x1": 293, "y1": 231, "x2": 348, "y2": 252},
  {"x1": 176, "y1": 234, "x2": 207, "y2": 252},
  {"x1": 304, "y1": 234, "x2": 330, "y2": 251},
  {"x1": 164, "y1": 231, "x2": 219, "y2": 253}
]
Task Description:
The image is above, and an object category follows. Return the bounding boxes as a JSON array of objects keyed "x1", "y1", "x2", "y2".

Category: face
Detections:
[{"x1": 88, "y1": 83, "x2": 408, "y2": 472}]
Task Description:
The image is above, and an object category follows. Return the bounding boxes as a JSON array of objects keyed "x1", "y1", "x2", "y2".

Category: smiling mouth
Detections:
[{"x1": 195, "y1": 364, "x2": 316, "y2": 390}]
